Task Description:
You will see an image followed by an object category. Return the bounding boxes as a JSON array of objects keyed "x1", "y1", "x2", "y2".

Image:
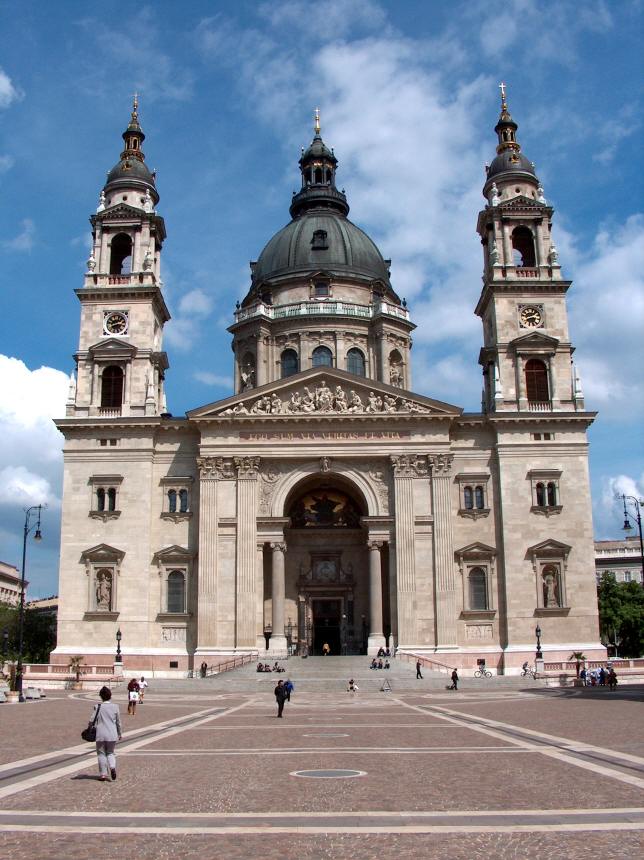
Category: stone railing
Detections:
[
  {"x1": 527, "y1": 400, "x2": 553, "y2": 412},
  {"x1": 234, "y1": 299, "x2": 410, "y2": 324},
  {"x1": 98, "y1": 407, "x2": 121, "y2": 418}
]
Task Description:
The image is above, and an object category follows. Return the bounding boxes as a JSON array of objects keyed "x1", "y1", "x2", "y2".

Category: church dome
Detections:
[
  {"x1": 486, "y1": 149, "x2": 536, "y2": 182},
  {"x1": 103, "y1": 98, "x2": 159, "y2": 203},
  {"x1": 253, "y1": 210, "x2": 390, "y2": 285}
]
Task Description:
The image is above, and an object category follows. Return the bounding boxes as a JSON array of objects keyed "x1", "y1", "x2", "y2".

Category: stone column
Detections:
[
  {"x1": 367, "y1": 541, "x2": 385, "y2": 654},
  {"x1": 256, "y1": 328, "x2": 267, "y2": 386},
  {"x1": 270, "y1": 542, "x2": 287, "y2": 654},
  {"x1": 429, "y1": 453, "x2": 457, "y2": 649},
  {"x1": 234, "y1": 457, "x2": 260, "y2": 648},
  {"x1": 391, "y1": 455, "x2": 421, "y2": 646},
  {"x1": 501, "y1": 223, "x2": 512, "y2": 268},
  {"x1": 379, "y1": 331, "x2": 388, "y2": 384},
  {"x1": 133, "y1": 229, "x2": 141, "y2": 272},
  {"x1": 256, "y1": 542, "x2": 266, "y2": 651},
  {"x1": 195, "y1": 457, "x2": 225, "y2": 651}
]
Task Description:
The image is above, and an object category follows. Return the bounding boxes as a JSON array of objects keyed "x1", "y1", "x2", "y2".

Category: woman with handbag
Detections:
[{"x1": 87, "y1": 686, "x2": 122, "y2": 781}]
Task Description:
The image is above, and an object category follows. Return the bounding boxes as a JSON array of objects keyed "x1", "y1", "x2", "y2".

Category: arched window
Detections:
[
  {"x1": 525, "y1": 359, "x2": 549, "y2": 402},
  {"x1": 325, "y1": 168, "x2": 333, "y2": 183},
  {"x1": 547, "y1": 482, "x2": 557, "y2": 506},
  {"x1": 469, "y1": 568, "x2": 488, "y2": 611},
  {"x1": 281, "y1": 349, "x2": 299, "y2": 378},
  {"x1": 312, "y1": 346, "x2": 333, "y2": 367},
  {"x1": 463, "y1": 487, "x2": 474, "y2": 510},
  {"x1": 109, "y1": 233, "x2": 132, "y2": 275},
  {"x1": 511, "y1": 226, "x2": 536, "y2": 267},
  {"x1": 314, "y1": 167, "x2": 323, "y2": 184},
  {"x1": 167, "y1": 570, "x2": 186, "y2": 613},
  {"x1": 168, "y1": 489, "x2": 177, "y2": 513},
  {"x1": 107, "y1": 488, "x2": 116, "y2": 511},
  {"x1": 179, "y1": 489, "x2": 189, "y2": 513},
  {"x1": 101, "y1": 366, "x2": 124, "y2": 408},
  {"x1": 536, "y1": 482, "x2": 546, "y2": 506},
  {"x1": 475, "y1": 486, "x2": 485, "y2": 509},
  {"x1": 96, "y1": 487, "x2": 106, "y2": 512},
  {"x1": 346, "y1": 348, "x2": 365, "y2": 376}
]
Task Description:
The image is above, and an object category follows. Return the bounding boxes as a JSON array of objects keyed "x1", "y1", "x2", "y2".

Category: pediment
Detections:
[
  {"x1": 500, "y1": 195, "x2": 548, "y2": 210},
  {"x1": 509, "y1": 331, "x2": 559, "y2": 353},
  {"x1": 527, "y1": 539, "x2": 571, "y2": 557},
  {"x1": 88, "y1": 338, "x2": 137, "y2": 359},
  {"x1": 96, "y1": 202, "x2": 147, "y2": 220},
  {"x1": 153, "y1": 545, "x2": 194, "y2": 563},
  {"x1": 455, "y1": 542, "x2": 497, "y2": 559},
  {"x1": 188, "y1": 367, "x2": 462, "y2": 420},
  {"x1": 80, "y1": 543, "x2": 125, "y2": 563}
]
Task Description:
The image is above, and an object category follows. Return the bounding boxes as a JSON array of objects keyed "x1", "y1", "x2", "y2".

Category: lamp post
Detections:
[
  {"x1": 621, "y1": 494, "x2": 644, "y2": 587},
  {"x1": 115, "y1": 628, "x2": 122, "y2": 663},
  {"x1": 2, "y1": 628, "x2": 8, "y2": 659},
  {"x1": 535, "y1": 625, "x2": 543, "y2": 660},
  {"x1": 16, "y1": 505, "x2": 43, "y2": 701}
]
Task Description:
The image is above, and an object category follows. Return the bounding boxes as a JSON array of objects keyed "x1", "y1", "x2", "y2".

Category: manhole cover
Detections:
[{"x1": 291, "y1": 769, "x2": 366, "y2": 779}]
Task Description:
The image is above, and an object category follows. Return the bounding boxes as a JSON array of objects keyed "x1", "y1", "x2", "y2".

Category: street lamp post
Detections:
[
  {"x1": 535, "y1": 625, "x2": 543, "y2": 660},
  {"x1": 115, "y1": 628, "x2": 122, "y2": 662},
  {"x1": 621, "y1": 494, "x2": 644, "y2": 587},
  {"x1": 16, "y1": 505, "x2": 43, "y2": 702}
]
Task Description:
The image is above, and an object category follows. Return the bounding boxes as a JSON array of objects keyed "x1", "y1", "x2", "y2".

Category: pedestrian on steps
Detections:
[
  {"x1": 284, "y1": 678, "x2": 294, "y2": 701},
  {"x1": 450, "y1": 668, "x2": 459, "y2": 691},
  {"x1": 416, "y1": 660, "x2": 423, "y2": 679}
]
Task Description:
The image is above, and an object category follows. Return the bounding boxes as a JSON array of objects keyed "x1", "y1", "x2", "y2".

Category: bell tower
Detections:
[
  {"x1": 475, "y1": 85, "x2": 584, "y2": 414},
  {"x1": 68, "y1": 97, "x2": 170, "y2": 418}
]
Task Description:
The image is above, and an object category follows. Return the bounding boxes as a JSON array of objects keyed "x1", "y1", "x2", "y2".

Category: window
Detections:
[
  {"x1": 167, "y1": 570, "x2": 186, "y2": 613},
  {"x1": 153, "y1": 545, "x2": 193, "y2": 620},
  {"x1": 511, "y1": 226, "x2": 536, "y2": 267},
  {"x1": 469, "y1": 568, "x2": 488, "y2": 610},
  {"x1": 314, "y1": 281, "x2": 329, "y2": 298},
  {"x1": 160, "y1": 477, "x2": 193, "y2": 520},
  {"x1": 109, "y1": 233, "x2": 132, "y2": 275},
  {"x1": 455, "y1": 543, "x2": 496, "y2": 615},
  {"x1": 528, "y1": 539, "x2": 571, "y2": 613},
  {"x1": 281, "y1": 349, "x2": 299, "y2": 378},
  {"x1": 101, "y1": 366, "x2": 124, "y2": 409},
  {"x1": 312, "y1": 345, "x2": 333, "y2": 367},
  {"x1": 525, "y1": 359, "x2": 549, "y2": 403},
  {"x1": 624, "y1": 571, "x2": 632, "y2": 583},
  {"x1": 529, "y1": 470, "x2": 562, "y2": 516},
  {"x1": 89, "y1": 476, "x2": 123, "y2": 520},
  {"x1": 457, "y1": 474, "x2": 490, "y2": 519},
  {"x1": 314, "y1": 167, "x2": 323, "y2": 184},
  {"x1": 311, "y1": 230, "x2": 328, "y2": 250},
  {"x1": 346, "y1": 348, "x2": 365, "y2": 376}
]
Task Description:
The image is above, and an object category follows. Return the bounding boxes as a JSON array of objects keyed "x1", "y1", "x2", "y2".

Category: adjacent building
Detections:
[
  {"x1": 51, "y1": 93, "x2": 605, "y2": 674},
  {"x1": 0, "y1": 562, "x2": 25, "y2": 607},
  {"x1": 595, "y1": 537, "x2": 643, "y2": 585}
]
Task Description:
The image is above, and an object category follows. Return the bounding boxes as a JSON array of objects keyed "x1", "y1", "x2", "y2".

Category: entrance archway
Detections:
[{"x1": 269, "y1": 474, "x2": 388, "y2": 655}]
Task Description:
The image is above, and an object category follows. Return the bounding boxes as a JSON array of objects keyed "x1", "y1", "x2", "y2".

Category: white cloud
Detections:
[
  {"x1": 0, "y1": 356, "x2": 68, "y2": 511},
  {"x1": 0, "y1": 68, "x2": 23, "y2": 109},
  {"x1": 0, "y1": 154, "x2": 14, "y2": 173},
  {"x1": 194, "y1": 371, "x2": 233, "y2": 388},
  {"x1": 178, "y1": 289, "x2": 214, "y2": 316},
  {"x1": 3, "y1": 218, "x2": 35, "y2": 252}
]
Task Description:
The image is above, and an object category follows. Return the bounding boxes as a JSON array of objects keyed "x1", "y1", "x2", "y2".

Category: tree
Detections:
[
  {"x1": 597, "y1": 573, "x2": 644, "y2": 658},
  {"x1": 0, "y1": 602, "x2": 56, "y2": 665}
]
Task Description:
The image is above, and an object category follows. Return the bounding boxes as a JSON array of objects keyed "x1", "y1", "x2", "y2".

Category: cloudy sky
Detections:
[{"x1": 0, "y1": 0, "x2": 642, "y2": 597}]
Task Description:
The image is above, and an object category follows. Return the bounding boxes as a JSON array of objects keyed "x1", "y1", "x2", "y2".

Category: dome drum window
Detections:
[
  {"x1": 281, "y1": 348, "x2": 299, "y2": 378},
  {"x1": 312, "y1": 345, "x2": 334, "y2": 368},
  {"x1": 346, "y1": 348, "x2": 365, "y2": 377}
]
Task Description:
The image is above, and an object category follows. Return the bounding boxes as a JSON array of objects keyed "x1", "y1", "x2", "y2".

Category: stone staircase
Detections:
[{"x1": 149, "y1": 657, "x2": 548, "y2": 693}]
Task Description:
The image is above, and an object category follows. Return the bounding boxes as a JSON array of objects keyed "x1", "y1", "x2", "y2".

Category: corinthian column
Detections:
[
  {"x1": 367, "y1": 541, "x2": 385, "y2": 654},
  {"x1": 429, "y1": 453, "x2": 457, "y2": 649},
  {"x1": 391, "y1": 455, "x2": 424, "y2": 646},
  {"x1": 234, "y1": 457, "x2": 260, "y2": 648},
  {"x1": 195, "y1": 457, "x2": 227, "y2": 650},
  {"x1": 270, "y1": 542, "x2": 287, "y2": 654}
]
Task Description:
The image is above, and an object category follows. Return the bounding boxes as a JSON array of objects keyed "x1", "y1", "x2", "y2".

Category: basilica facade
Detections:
[{"x1": 51, "y1": 95, "x2": 605, "y2": 673}]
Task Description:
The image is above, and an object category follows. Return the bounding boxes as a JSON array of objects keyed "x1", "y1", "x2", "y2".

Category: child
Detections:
[
  {"x1": 138, "y1": 676, "x2": 148, "y2": 702},
  {"x1": 127, "y1": 685, "x2": 140, "y2": 715}
]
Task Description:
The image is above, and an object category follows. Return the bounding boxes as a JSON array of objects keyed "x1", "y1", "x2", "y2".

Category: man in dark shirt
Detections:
[{"x1": 274, "y1": 680, "x2": 287, "y2": 718}]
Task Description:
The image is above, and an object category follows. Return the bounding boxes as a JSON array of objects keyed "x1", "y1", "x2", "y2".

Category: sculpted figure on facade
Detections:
[{"x1": 95, "y1": 570, "x2": 112, "y2": 610}]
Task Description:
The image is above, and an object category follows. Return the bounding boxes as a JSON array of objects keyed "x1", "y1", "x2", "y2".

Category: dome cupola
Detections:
[
  {"x1": 484, "y1": 84, "x2": 537, "y2": 194},
  {"x1": 104, "y1": 95, "x2": 159, "y2": 204},
  {"x1": 289, "y1": 109, "x2": 349, "y2": 219}
]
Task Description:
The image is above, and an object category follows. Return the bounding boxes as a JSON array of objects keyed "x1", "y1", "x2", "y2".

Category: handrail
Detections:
[
  {"x1": 194, "y1": 651, "x2": 259, "y2": 678},
  {"x1": 395, "y1": 650, "x2": 454, "y2": 674}
]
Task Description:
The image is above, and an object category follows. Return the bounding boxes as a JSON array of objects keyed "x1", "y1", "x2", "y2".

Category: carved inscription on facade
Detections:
[
  {"x1": 162, "y1": 626, "x2": 186, "y2": 642},
  {"x1": 465, "y1": 624, "x2": 493, "y2": 641},
  {"x1": 241, "y1": 430, "x2": 409, "y2": 441}
]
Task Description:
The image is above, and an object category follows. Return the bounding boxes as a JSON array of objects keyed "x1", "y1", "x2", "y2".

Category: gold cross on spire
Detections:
[
  {"x1": 314, "y1": 107, "x2": 320, "y2": 136},
  {"x1": 132, "y1": 91, "x2": 139, "y2": 119}
]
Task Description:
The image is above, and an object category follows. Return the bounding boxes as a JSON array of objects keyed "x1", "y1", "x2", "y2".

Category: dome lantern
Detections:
[{"x1": 289, "y1": 109, "x2": 349, "y2": 219}]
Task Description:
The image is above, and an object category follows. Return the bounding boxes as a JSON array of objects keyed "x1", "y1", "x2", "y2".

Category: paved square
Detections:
[{"x1": 0, "y1": 685, "x2": 642, "y2": 858}]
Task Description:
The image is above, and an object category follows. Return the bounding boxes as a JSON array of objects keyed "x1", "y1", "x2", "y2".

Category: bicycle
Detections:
[
  {"x1": 474, "y1": 667, "x2": 492, "y2": 678},
  {"x1": 521, "y1": 666, "x2": 537, "y2": 679}
]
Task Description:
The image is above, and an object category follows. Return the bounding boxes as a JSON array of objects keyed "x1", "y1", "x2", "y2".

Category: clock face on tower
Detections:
[
  {"x1": 104, "y1": 311, "x2": 129, "y2": 335},
  {"x1": 519, "y1": 305, "x2": 543, "y2": 328}
]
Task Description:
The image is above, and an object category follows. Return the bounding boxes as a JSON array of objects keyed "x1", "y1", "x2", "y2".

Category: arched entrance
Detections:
[{"x1": 273, "y1": 475, "x2": 388, "y2": 655}]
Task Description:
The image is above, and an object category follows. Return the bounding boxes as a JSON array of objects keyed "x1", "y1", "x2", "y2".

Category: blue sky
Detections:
[{"x1": 0, "y1": 0, "x2": 642, "y2": 598}]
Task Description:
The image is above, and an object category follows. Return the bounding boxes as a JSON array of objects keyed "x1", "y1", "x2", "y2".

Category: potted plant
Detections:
[{"x1": 68, "y1": 656, "x2": 84, "y2": 690}]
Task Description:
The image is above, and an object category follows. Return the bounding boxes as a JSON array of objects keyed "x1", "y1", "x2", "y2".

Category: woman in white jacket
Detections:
[{"x1": 90, "y1": 686, "x2": 122, "y2": 781}]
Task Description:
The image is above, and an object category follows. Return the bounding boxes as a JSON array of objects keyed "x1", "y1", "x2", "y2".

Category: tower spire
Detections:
[
  {"x1": 494, "y1": 82, "x2": 520, "y2": 155},
  {"x1": 314, "y1": 107, "x2": 321, "y2": 136}
]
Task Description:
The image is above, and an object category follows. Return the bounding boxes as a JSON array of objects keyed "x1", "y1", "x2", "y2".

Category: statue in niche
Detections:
[
  {"x1": 142, "y1": 247, "x2": 153, "y2": 270},
  {"x1": 240, "y1": 362, "x2": 255, "y2": 391},
  {"x1": 543, "y1": 571, "x2": 559, "y2": 608},
  {"x1": 96, "y1": 570, "x2": 112, "y2": 610}
]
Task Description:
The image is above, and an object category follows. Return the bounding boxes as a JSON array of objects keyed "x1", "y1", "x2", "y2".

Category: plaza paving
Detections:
[{"x1": 0, "y1": 680, "x2": 643, "y2": 859}]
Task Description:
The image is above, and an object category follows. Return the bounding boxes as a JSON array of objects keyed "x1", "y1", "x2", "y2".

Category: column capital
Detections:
[
  {"x1": 197, "y1": 456, "x2": 235, "y2": 479},
  {"x1": 270, "y1": 541, "x2": 287, "y2": 554},
  {"x1": 428, "y1": 453, "x2": 454, "y2": 476},
  {"x1": 367, "y1": 540, "x2": 383, "y2": 551},
  {"x1": 390, "y1": 454, "x2": 428, "y2": 477},
  {"x1": 234, "y1": 456, "x2": 261, "y2": 478}
]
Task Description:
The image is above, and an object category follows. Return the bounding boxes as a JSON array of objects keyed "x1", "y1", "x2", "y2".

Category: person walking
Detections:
[
  {"x1": 416, "y1": 660, "x2": 423, "y2": 679},
  {"x1": 608, "y1": 667, "x2": 617, "y2": 691},
  {"x1": 138, "y1": 676, "x2": 148, "y2": 702},
  {"x1": 274, "y1": 679, "x2": 287, "y2": 718},
  {"x1": 127, "y1": 678, "x2": 140, "y2": 715},
  {"x1": 451, "y1": 668, "x2": 459, "y2": 691},
  {"x1": 90, "y1": 686, "x2": 122, "y2": 782},
  {"x1": 322, "y1": 642, "x2": 330, "y2": 656},
  {"x1": 284, "y1": 678, "x2": 294, "y2": 701}
]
